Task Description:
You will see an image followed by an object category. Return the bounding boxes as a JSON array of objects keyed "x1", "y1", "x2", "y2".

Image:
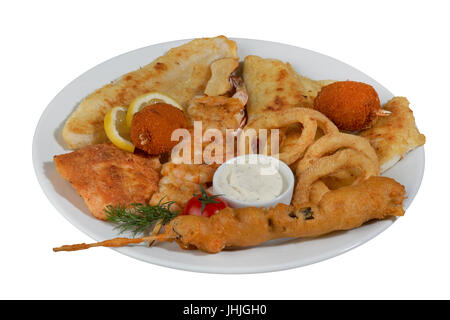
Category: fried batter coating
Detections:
[
  {"x1": 130, "y1": 103, "x2": 187, "y2": 155},
  {"x1": 54, "y1": 177, "x2": 406, "y2": 253},
  {"x1": 243, "y1": 55, "x2": 334, "y2": 121},
  {"x1": 54, "y1": 143, "x2": 161, "y2": 220},
  {"x1": 63, "y1": 36, "x2": 237, "y2": 149},
  {"x1": 204, "y1": 58, "x2": 239, "y2": 96},
  {"x1": 166, "y1": 176, "x2": 405, "y2": 253},
  {"x1": 359, "y1": 97, "x2": 426, "y2": 172},
  {"x1": 314, "y1": 81, "x2": 381, "y2": 131}
]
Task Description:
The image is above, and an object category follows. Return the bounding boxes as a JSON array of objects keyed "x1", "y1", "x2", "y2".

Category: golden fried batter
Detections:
[
  {"x1": 63, "y1": 36, "x2": 238, "y2": 149},
  {"x1": 204, "y1": 58, "x2": 239, "y2": 96},
  {"x1": 54, "y1": 143, "x2": 161, "y2": 220},
  {"x1": 53, "y1": 177, "x2": 406, "y2": 253},
  {"x1": 243, "y1": 55, "x2": 334, "y2": 121},
  {"x1": 359, "y1": 97, "x2": 425, "y2": 172},
  {"x1": 166, "y1": 176, "x2": 405, "y2": 253}
]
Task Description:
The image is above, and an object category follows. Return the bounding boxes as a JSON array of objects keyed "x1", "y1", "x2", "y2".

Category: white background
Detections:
[{"x1": 1, "y1": 0, "x2": 448, "y2": 299}]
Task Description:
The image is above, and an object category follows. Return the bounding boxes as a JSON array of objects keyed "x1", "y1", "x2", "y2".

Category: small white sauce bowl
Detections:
[{"x1": 213, "y1": 154, "x2": 295, "y2": 209}]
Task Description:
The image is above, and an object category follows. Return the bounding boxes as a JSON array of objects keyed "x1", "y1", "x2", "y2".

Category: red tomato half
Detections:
[{"x1": 183, "y1": 193, "x2": 227, "y2": 217}]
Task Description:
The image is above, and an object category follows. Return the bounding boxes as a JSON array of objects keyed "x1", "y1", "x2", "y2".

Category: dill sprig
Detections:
[{"x1": 105, "y1": 199, "x2": 178, "y2": 237}]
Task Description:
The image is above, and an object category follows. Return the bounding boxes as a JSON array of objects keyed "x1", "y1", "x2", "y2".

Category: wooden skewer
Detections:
[
  {"x1": 148, "y1": 219, "x2": 163, "y2": 247},
  {"x1": 53, "y1": 234, "x2": 174, "y2": 252}
]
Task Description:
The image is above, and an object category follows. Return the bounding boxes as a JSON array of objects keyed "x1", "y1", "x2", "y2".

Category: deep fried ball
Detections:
[
  {"x1": 130, "y1": 103, "x2": 187, "y2": 155},
  {"x1": 314, "y1": 81, "x2": 381, "y2": 131}
]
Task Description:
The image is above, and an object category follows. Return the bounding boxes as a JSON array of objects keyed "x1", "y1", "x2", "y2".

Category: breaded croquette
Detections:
[
  {"x1": 314, "y1": 81, "x2": 383, "y2": 131},
  {"x1": 130, "y1": 103, "x2": 187, "y2": 155}
]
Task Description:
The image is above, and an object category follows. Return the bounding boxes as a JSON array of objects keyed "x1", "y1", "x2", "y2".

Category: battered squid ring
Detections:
[
  {"x1": 293, "y1": 148, "x2": 379, "y2": 206},
  {"x1": 309, "y1": 180, "x2": 330, "y2": 204},
  {"x1": 297, "y1": 108, "x2": 340, "y2": 135},
  {"x1": 296, "y1": 132, "x2": 379, "y2": 174},
  {"x1": 244, "y1": 108, "x2": 338, "y2": 165}
]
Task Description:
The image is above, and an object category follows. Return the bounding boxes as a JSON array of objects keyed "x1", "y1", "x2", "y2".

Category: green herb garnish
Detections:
[{"x1": 105, "y1": 199, "x2": 178, "y2": 237}]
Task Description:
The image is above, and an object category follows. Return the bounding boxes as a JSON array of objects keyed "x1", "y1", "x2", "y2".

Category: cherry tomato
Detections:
[{"x1": 183, "y1": 187, "x2": 227, "y2": 217}]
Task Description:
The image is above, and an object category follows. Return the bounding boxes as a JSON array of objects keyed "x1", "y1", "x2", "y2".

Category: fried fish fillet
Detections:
[
  {"x1": 359, "y1": 97, "x2": 425, "y2": 172},
  {"x1": 242, "y1": 55, "x2": 333, "y2": 120},
  {"x1": 54, "y1": 143, "x2": 161, "y2": 220},
  {"x1": 63, "y1": 36, "x2": 238, "y2": 149}
]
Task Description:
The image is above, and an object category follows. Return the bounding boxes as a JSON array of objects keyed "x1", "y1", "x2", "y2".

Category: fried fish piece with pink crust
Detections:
[{"x1": 54, "y1": 143, "x2": 161, "y2": 220}]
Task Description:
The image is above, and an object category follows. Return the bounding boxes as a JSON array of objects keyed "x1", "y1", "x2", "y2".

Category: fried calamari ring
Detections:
[
  {"x1": 309, "y1": 180, "x2": 330, "y2": 204},
  {"x1": 293, "y1": 149, "x2": 379, "y2": 206},
  {"x1": 299, "y1": 108, "x2": 339, "y2": 135},
  {"x1": 321, "y1": 168, "x2": 361, "y2": 190},
  {"x1": 296, "y1": 132, "x2": 379, "y2": 174},
  {"x1": 296, "y1": 132, "x2": 380, "y2": 192},
  {"x1": 244, "y1": 108, "x2": 338, "y2": 165}
]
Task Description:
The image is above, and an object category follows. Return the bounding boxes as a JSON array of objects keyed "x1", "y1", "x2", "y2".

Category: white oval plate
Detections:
[{"x1": 33, "y1": 38, "x2": 425, "y2": 274}]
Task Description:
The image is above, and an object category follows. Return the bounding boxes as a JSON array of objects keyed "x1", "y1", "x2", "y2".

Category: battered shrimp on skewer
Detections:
[{"x1": 54, "y1": 177, "x2": 406, "y2": 254}]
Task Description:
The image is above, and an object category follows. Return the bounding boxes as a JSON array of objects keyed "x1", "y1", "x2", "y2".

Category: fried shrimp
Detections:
[
  {"x1": 314, "y1": 81, "x2": 389, "y2": 131},
  {"x1": 187, "y1": 76, "x2": 247, "y2": 133},
  {"x1": 150, "y1": 163, "x2": 218, "y2": 211},
  {"x1": 54, "y1": 177, "x2": 406, "y2": 254},
  {"x1": 187, "y1": 96, "x2": 245, "y2": 133}
]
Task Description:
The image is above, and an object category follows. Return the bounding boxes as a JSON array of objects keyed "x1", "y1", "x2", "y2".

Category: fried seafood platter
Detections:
[{"x1": 35, "y1": 36, "x2": 425, "y2": 271}]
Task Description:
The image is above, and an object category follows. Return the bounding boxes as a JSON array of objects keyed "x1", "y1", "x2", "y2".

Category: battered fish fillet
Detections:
[
  {"x1": 359, "y1": 97, "x2": 425, "y2": 173},
  {"x1": 63, "y1": 36, "x2": 238, "y2": 149},
  {"x1": 242, "y1": 55, "x2": 333, "y2": 120},
  {"x1": 54, "y1": 143, "x2": 161, "y2": 220}
]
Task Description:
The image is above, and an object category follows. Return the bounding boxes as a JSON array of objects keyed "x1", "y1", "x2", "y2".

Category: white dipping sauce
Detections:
[{"x1": 215, "y1": 161, "x2": 284, "y2": 203}]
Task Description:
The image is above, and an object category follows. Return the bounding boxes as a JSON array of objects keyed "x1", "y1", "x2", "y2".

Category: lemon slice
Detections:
[
  {"x1": 126, "y1": 92, "x2": 183, "y2": 127},
  {"x1": 104, "y1": 106, "x2": 135, "y2": 153}
]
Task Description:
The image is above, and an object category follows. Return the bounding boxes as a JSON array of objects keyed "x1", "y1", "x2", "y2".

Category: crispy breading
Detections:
[
  {"x1": 54, "y1": 177, "x2": 406, "y2": 253},
  {"x1": 314, "y1": 81, "x2": 382, "y2": 131},
  {"x1": 164, "y1": 176, "x2": 405, "y2": 253},
  {"x1": 204, "y1": 58, "x2": 239, "y2": 96},
  {"x1": 130, "y1": 103, "x2": 187, "y2": 155},
  {"x1": 289, "y1": 65, "x2": 335, "y2": 109},
  {"x1": 63, "y1": 36, "x2": 238, "y2": 149},
  {"x1": 187, "y1": 95, "x2": 245, "y2": 133},
  {"x1": 243, "y1": 55, "x2": 333, "y2": 120},
  {"x1": 359, "y1": 97, "x2": 425, "y2": 172},
  {"x1": 54, "y1": 143, "x2": 161, "y2": 220}
]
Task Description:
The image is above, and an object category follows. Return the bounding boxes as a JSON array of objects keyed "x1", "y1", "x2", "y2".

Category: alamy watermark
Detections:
[{"x1": 170, "y1": 121, "x2": 280, "y2": 166}]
